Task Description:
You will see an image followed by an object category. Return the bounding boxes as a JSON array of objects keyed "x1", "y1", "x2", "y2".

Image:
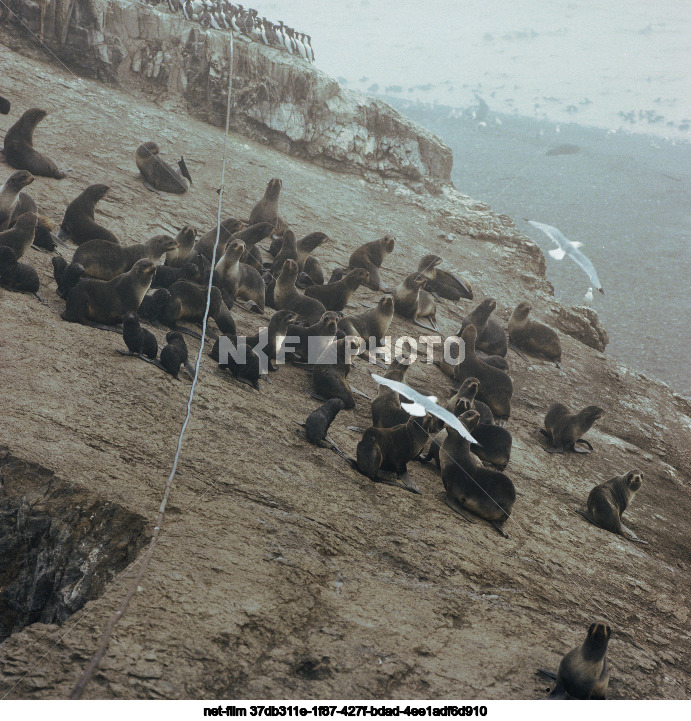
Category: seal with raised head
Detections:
[
  {"x1": 0, "y1": 246, "x2": 40, "y2": 295},
  {"x1": 454, "y1": 324, "x2": 513, "y2": 422},
  {"x1": 52, "y1": 257, "x2": 85, "y2": 299},
  {"x1": 338, "y1": 296, "x2": 395, "y2": 348},
  {"x1": 2, "y1": 109, "x2": 70, "y2": 178},
  {"x1": 165, "y1": 225, "x2": 198, "y2": 267},
  {"x1": 274, "y1": 259, "x2": 326, "y2": 324},
  {"x1": 59, "y1": 184, "x2": 120, "y2": 245},
  {"x1": 285, "y1": 312, "x2": 339, "y2": 363},
  {"x1": 62, "y1": 258, "x2": 156, "y2": 326},
  {"x1": 539, "y1": 402, "x2": 603, "y2": 453},
  {"x1": 296, "y1": 231, "x2": 328, "y2": 285},
  {"x1": 348, "y1": 234, "x2": 395, "y2": 292},
  {"x1": 509, "y1": 301, "x2": 561, "y2": 364},
  {"x1": 371, "y1": 356, "x2": 414, "y2": 428},
  {"x1": 459, "y1": 297, "x2": 507, "y2": 357},
  {"x1": 304, "y1": 267, "x2": 368, "y2": 311},
  {"x1": 159, "y1": 331, "x2": 191, "y2": 378},
  {"x1": 356, "y1": 413, "x2": 434, "y2": 494},
  {"x1": 418, "y1": 254, "x2": 473, "y2": 301},
  {"x1": 0, "y1": 211, "x2": 37, "y2": 259},
  {"x1": 394, "y1": 271, "x2": 438, "y2": 331},
  {"x1": 0, "y1": 171, "x2": 36, "y2": 229},
  {"x1": 135, "y1": 142, "x2": 191, "y2": 193},
  {"x1": 119, "y1": 311, "x2": 158, "y2": 360},
  {"x1": 249, "y1": 178, "x2": 282, "y2": 225},
  {"x1": 270, "y1": 228, "x2": 298, "y2": 276},
  {"x1": 439, "y1": 407, "x2": 515, "y2": 536},
  {"x1": 578, "y1": 470, "x2": 646, "y2": 543},
  {"x1": 72, "y1": 234, "x2": 178, "y2": 281},
  {"x1": 545, "y1": 623, "x2": 611, "y2": 699},
  {"x1": 193, "y1": 217, "x2": 246, "y2": 261},
  {"x1": 312, "y1": 337, "x2": 356, "y2": 409},
  {"x1": 213, "y1": 238, "x2": 265, "y2": 312}
]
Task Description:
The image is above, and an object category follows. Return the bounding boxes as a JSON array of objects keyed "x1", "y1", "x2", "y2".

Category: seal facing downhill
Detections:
[
  {"x1": 62, "y1": 258, "x2": 156, "y2": 326},
  {"x1": 579, "y1": 470, "x2": 646, "y2": 543},
  {"x1": 539, "y1": 402, "x2": 603, "y2": 453},
  {"x1": 312, "y1": 338, "x2": 356, "y2": 409},
  {"x1": 459, "y1": 298, "x2": 507, "y2": 357},
  {"x1": 135, "y1": 142, "x2": 191, "y2": 194},
  {"x1": 3, "y1": 109, "x2": 70, "y2": 179},
  {"x1": 59, "y1": 184, "x2": 120, "y2": 245},
  {"x1": 508, "y1": 301, "x2": 561, "y2": 364},
  {"x1": 301, "y1": 398, "x2": 346, "y2": 446},
  {"x1": 546, "y1": 623, "x2": 612, "y2": 699},
  {"x1": 348, "y1": 234, "x2": 395, "y2": 292},
  {"x1": 249, "y1": 178, "x2": 282, "y2": 225},
  {"x1": 439, "y1": 407, "x2": 515, "y2": 536}
]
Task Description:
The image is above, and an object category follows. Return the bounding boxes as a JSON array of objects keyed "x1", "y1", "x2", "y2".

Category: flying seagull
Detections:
[
  {"x1": 371, "y1": 374, "x2": 479, "y2": 444},
  {"x1": 525, "y1": 220, "x2": 604, "y2": 294}
]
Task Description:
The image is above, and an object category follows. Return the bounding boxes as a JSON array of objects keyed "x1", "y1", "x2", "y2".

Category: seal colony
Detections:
[{"x1": 1, "y1": 61, "x2": 668, "y2": 701}]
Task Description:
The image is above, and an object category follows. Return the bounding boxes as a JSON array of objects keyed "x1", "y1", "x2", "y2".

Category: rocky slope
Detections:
[{"x1": 0, "y1": 35, "x2": 689, "y2": 701}]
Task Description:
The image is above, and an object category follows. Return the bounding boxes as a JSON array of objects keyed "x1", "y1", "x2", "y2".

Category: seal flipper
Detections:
[
  {"x1": 143, "y1": 180, "x2": 161, "y2": 194},
  {"x1": 546, "y1": 446, "x2": 565, "y2": 454},
  {"x1": 445, "y1": 496, "x2": 477, "y2": 523},
  {"x1": 178, "y1": 157, "x2": 192, "y2": 185},
  {"x1": 491, "y1": 521, "x2": 509, "y2": 539},
  {"x1": 575, "y1": 438, "x2": 594, "y2": 450},
  {"x1": 397, "y1": 470, "x2": 422, "y2": 495},
  {"x1": 509, "y1": 343, "x2": 530, "y2": 361}
]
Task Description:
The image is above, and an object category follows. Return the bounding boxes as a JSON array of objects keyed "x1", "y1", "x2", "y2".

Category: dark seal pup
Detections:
[
  {"x1": 300, "y1": 398, "x2": 346, "y2": 446},
  {"x1": 0, "y1": 246, "x2": 40, "y2": 295},
  {"x1": 312, "y1": 337, "x2": 356, "y2": 409},
  {"x1": 539, "y1": 402, "x2": 604, "y2": 453},
  {"x1": 119, "y1": 311, "x2": 158, "y2": 360},
  {"x1": 578, "y1": 470, "x2": 646, "y2": 543},
  {"x1": 52, "y1": 257, "x2": 85, "y2": 299},
  {"x1": 135, "y1": 142, "x2": 190, "y2": 194},
  {"x1": 159, "y1": 331, "x2": 190, "y2": 378},
  {"x1": 59, "y1": 184, "x2": 120, "y2": 245},
  {"x1": 508, "y1": 301, "x2": 561, "y2": 364},
  {"x1": 0, "y1": 211, "x2": 37, "y2": 259},
  {"x1": 0, "y1": 95, "x2": 10, "y2": 115},
  {"x1": 348, "y1": 234, "x2": 395, "y2": 292},
  {"x1": 2, "y1": 109, "x2": 70, "y2": 179},
  {"x1": 545, "y1": 623, "x2": 612, "y2": 699}
]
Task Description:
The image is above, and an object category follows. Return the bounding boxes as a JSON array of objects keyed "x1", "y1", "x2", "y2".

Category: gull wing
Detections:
[
  {"x1": 527, "y1": 220, "x2": 570, "y2": 250},
  {"x1": 371, "y1": 374, "x2": 479, "y2": 444},
  {"x1": 565, "y1": 245, "x2": 604, "y2": 292}
]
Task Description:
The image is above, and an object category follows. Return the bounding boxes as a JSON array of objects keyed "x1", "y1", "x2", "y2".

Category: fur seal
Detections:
[
  {"x1": 0, "y1": 171, "x2": 57, "y2": 251},
  {"x1": 152, "y1": 261, "x2": 203, "y2": 289},
  {"x1": 394, "y1": 272, "x2": 438, "y2": 331},
  {"x1": 304, "y1": 268, "x2": 368, "y2": 311},
  {"x1": 2, "y1": 109, "x2": 70, "y2": 178},
  {"x1": 338, "y1": 296, "x2": 395, "y2": 348},
  {"x1": 303, "y1": 255, "x2": 325, "y2": 285},
  {"x1": 454, "y1": 324, "x2": 513, "y2": 421},
  {"x1": 62, "y1": 258, "x2": 156, "y2": 326},
  {"x1": 418, "y1": 254, "x2": 472, "y2": 301},
  {"x1": 356, "y1": 414, "x2": 434, "y2": 494},
  {"x1": 270, "y1": 229, "x2": 298, "y2": 276},
  {"x1": 439, "y1": 407, "x2": 515, "y2": 536},
  {"x1": 72, "y1": 234, "x2": 177, "y2": 281},
  {"x1": 52, "y1": 257, "x2": 85, "y2": 299},
  {"x1": 0, "y1": 246, "x2": 40, "y2": 295},
  {"x1": 296, "y1": 232, "x2": 328, "y2": 270},
  {"x1": 539, "y1": 402, "x2": 603, "y2": 453},
  {"x1": 193, "y1": 217, "x2": 246, "y2": 261},
  {"x1": 159, "y1": 331, "x2": 190, "y2": 378},
  {"x1": 546, "y1": 623, "x2": 611, "y2": 699},
  {"x1": 579, "y1": 470, "x2": 645, "y2": 543},
  {"x1": 274, "y1": 259, "x2": 326, "y2": 324},
  {"x1": 135, "y1": 142, "x2": 190, "y2": 194},
  {"x1": 508, "y1": 301, "x2": 561, "y2": 364},
  {"x1": 348, "y1": 234, "x2": 395, "y2": 292},
  {"x1": 59, "y1": 184, "x2": 120, "y2": 245},
  {"x1": 371, "y1": 357, "x2": 413, "y2": 428},
  {"x1": 214, "y1": 238, "x2": 265, "y2": 312},
  {"x1": 0, "y1": 211, "x2": 37, "y2": 259},
  {"x1": 301, "y1": 398, "x2": 345, "y2": 445},
  {"x1": 249, "y1": 178, "x2": 282, "y2": 225},
  {"x1": 285, "y1": 312, "x2": 339, "y2": 363},
  {"x1": 312, "y1": 337, "x2": 356, "y2": 409},
  {"x1": 459, "y1": 298, "x2": 507, "y2": 357},
  {"x1": 154, "y1": 281, "x2": 236, "y2": 336},
  {"x1": 164, "y1": 225, "x2": 198, "y2": 267},
  {"x1": 119, "y1": 311, "x2": 158, "y2": 359},
  {"x1": 447, "y1": 376, "x2": 495, "y2": 425},
  {"x1": 0, "y1": 95, "x2": 9, "y2": 115}
]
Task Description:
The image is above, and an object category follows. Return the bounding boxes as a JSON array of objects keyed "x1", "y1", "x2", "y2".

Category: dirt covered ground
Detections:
[{"x1": 0, "y1": 45, "x2": 689, "y2": 699}]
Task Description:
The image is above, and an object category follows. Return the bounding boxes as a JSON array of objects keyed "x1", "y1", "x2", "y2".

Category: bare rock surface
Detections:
[{"x1": 0, "y1": 45, "x2": 689, "y2": 700}]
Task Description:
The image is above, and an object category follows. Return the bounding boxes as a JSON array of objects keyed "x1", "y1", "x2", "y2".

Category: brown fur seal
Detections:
[
  {"x1": 454, "y1": 324, "x2": 513, "y2": 421},
  {"x1": 165, "y1": 225, "x2": 198, "y2": 267},
  {"x1": 72, "y1": 235, "x2": 177, "y2": 281},
  {"x1": 447, "y1": 377, "x2": 494, "y2": 425},
  {"x1": 356, "y1": 414, "x2": 434, "y2": 494},
  {"x1": 2, "y1": 109, "x2": 70, "y2": 179},
  {"x1": 312, "y1": 338, "x2": 356, "y2": 409},
  {"x1": 546, "y1": 623, "x2": 611, "y2": 699},
  {"x1": 58, "y1": 184, "x2": 120, "y2": 245},
  {"x1": 249, "y1": 178, "x2": 282, "y2": 225},
  {"x1": 152, "y1": 261, "x2": 204, "y2": 289},
  {"x1": 539, "y1": 402, "x2": 603, "y2": 453},
  {"x1": 509, "y1": 301, "x2": 561, "y2": 364},
  {"x1": 304, "y1": 268, "x2": 369, "y2": 311},
  {"x1": 0, "y1": 171, "x2": 36, "y2": 229},
  {"x1": 274, "y1": 259, "x2": 326, "y2": 324},
  {"x1": 459, "y1": 298, "x2": 507, "y2": 357},
  {"x1": 52, "y1": 257, "x2": 85, "y2": 299},
  {"x1": 371, "y1": 357, "x2": 414, "y2": 428},
  {"x1": 348, "y1": 234, "x2": 395, "y2": 292},
  {"x1": 296, "y1": 232, "x2": 328, "y2": 270},
  {"x1": 155, "y1": 281, "x2": 236, "y2": 336},
  {"x1": 579, "y1": 470, "x2": 645, "y2": 542},
  {"x1": 303, "y1": 255, "x2": 325, "y2": 285},
  {"x1": 418, "y1": 254, "x2": 473, "y2": 301},
  {"x1": 0, "y1": 246, "x2": 40, "y2": 295},
  {"x1": 62, "y1": 258, "x2": 156, "y2": 325},
  {"x1": 120, "y1": 311, "x2": 158, "y2": 360},
  {"x1": 213, "y1": 238, "x2": 265, "y2": 312},
  {"x1": 135, "y1": 142, "x2": 190, "y2": 194},
  {"x1": 270, "y1": 229, "x2": 298, "y2": 276},
  {"x1": 0, "y1": 211, "x2": 37, "y2": 259},
  {"x1": 0, "y1": 95, "x2": 9, "y2": 115},
  {"x1": 300, "y1": 398, "x2": 346, "y2": 446},
  {"x1": 338, "y1": 296, "x2": 395, "y2": 347},
  {"x1": 394, "y1": 272, "x2": 438, "y2": 331},
  {"x1": 159, "y1": 331, "x2": 190, "y2": 378},
  {"x1": 439, "y1": 407, "x2": 515, "y2": 536},
  {"x1": 193, "y1": 217, "x2": 246, "y2": 261},
  {"x1": 285, "y1": 312, "x2": 339, "y2": 363}
]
